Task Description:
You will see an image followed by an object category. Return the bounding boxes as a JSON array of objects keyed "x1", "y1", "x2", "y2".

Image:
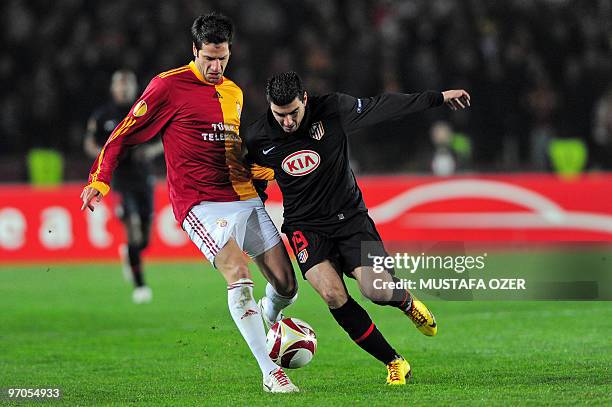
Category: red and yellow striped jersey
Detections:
[{"x1": 87, "y1": 61, "x2": 258, "y2": 223}]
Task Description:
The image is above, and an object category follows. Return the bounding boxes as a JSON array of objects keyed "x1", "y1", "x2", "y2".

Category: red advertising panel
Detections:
[{"x1": 1, "y1": 174, "x2": 611, "y2": 263}]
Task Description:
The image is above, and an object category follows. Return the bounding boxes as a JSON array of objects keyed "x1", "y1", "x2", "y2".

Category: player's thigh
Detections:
[
  {"x1": 304, "y1": 260, "x2": 348, "y2": 309},
  {"x1": 117, "y1": 191, "x2": 144, "y2": 243},
  {"x1": 214, "y1": 238, "x2": 252, "y2": 284},
  {"x1": 242, "y1": 205, "x2": 297, "y2": 294},
  {"x1": 284, "y1": 228, "x2": 335, "y2": 280},
  {"x1": 243, "y1": 205, "x2": 282, "y2": 258},
  {"x1": 134, "y1": 187, "x2": 154, "y2": 247},
  {"x1": 136, "y1": 181, "x2": 154, "y2": 226},
  {"x1": 182, "y1": 201, "x2": 252, "y2": 272},
  {"x1": 117, "y1": 189, "x2": 138, "y2": 222}
]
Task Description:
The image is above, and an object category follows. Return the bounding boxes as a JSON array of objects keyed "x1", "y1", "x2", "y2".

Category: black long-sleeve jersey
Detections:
[{"x1": 244, "y1": 91, "x2": 444, "y2": 232}]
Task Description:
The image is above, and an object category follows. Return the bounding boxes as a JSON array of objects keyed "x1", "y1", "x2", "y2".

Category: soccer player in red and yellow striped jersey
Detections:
[{"x1": 80, "y1": 13, "x2": 298, "y2": 393}]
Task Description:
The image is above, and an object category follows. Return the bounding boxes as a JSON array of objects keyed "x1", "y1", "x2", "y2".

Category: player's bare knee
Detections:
[
  {"x1": 320, "y1": 287, "x2": 347, "y2": 308},
  {"x1": 226, "y1": 264, "x2": 251, "y2": 282},
  {"x1": 275, "y1": 276, "x2": 298, "y2": 298}
]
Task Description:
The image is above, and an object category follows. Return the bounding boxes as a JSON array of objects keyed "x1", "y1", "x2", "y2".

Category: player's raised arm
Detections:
[
  {"x1": 81, "y1": 76, "x2": 172, "y2": 212},
  {"x1": 338, "y1": 89, "x2": 470, "y2": 132}
]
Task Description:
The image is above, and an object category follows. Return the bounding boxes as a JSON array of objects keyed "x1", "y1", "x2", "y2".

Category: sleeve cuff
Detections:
[
  {"x1": 250, "y1": 164, "x2": 275, "y2": 181},
  {"x1": 87, "y1": 181, "x2": 110, "y2": 196},
  {"x1": 433, "y1": 91, "x2": 444, "y2": 107}
]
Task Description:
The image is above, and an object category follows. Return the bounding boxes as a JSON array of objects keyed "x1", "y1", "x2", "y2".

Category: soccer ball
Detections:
[{"x1": 266, "y1": 317, "x2": 317, "y2": 369}]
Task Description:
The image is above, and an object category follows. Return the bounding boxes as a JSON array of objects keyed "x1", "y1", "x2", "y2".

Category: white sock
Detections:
[
  {"x1": 227, "y1": 278, "x2": 278, "y2": 376},
  {"x1": 262, "y1": 282, "x2": 298, "y2": 323}
]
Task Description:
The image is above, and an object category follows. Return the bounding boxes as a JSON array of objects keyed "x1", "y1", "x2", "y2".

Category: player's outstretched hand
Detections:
[
  {"x1": 80, "y1": 186, "x2": 102, "y2": 212},
  {"x1": 442, "y1": 89, "x2": 471, "y2": 110}
]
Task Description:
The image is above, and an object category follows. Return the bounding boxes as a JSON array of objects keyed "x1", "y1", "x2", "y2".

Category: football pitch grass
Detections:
[{"x1": 1, "y1": 262, "x2": 610, "y2": 406}]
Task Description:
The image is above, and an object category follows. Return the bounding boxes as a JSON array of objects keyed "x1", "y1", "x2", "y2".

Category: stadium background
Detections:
[
  {"x1": 1, "y1": 1, "x2": 611, "y2": 405},
  {"x1": 2, "y1": 0, "x2": 612, "y2": 177}
]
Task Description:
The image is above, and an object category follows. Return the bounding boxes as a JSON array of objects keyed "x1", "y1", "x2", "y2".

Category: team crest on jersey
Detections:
[
  {"x1": 133, "y1": 100, "x2": 147, "y2": 117},
  {"x1": 297, "y1": 249, "x2": 309, "y2": 264},
  {"x1": 309, "y1": 121, "x2": 325, "y2": 140},
  {"x1": 217, "y1": 219, "x2": 228, "y2": 228}
]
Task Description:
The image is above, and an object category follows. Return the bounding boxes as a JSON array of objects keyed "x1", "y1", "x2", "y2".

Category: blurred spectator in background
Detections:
[
  {"x1": 525, "y1": 75, "x2": 559, "y2": 171},
  {"x1": 83, "y1": 70, "x2": 162, "y2": 304},
  {"x1": 429, "y1": 121, "x2": 473, "y2": 176},
  {"x1": 0, "y1": 0, "x2": 611, "y2": 179},
  {"x1": 430, "y1": 121, "x2": 457, "y2": 176}
]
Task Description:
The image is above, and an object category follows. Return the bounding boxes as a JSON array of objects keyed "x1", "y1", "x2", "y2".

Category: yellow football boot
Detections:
[
  {"x1": 406, "y1": 297, "x2": 437, "y2": 336},
  {"x1": 386, "y1": 357, "x2": 411, "y2": 385}
]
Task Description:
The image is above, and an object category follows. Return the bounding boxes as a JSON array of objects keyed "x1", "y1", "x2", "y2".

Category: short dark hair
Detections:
[
  {"x1": 191, "y1": 12, "x2": 233, "y2": 50},
  {"x1": 266, "y1": 71, "x2": 304, "y2": 106}
]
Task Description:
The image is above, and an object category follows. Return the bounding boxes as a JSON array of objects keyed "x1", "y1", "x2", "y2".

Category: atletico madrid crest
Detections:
[
  {"x1": 309, "y1": 121, "x2": 325, "y2": 140},
  {"x1": 297, "y1": 249, "x2": 309, "y2": 263}
]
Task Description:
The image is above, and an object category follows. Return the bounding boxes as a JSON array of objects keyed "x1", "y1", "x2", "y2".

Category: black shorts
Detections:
[{"x1": 284, "y1": 213, "x2": 389, "y2": 279}]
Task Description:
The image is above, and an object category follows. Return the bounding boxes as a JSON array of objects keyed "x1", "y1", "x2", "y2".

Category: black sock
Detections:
[
  {"x1": 329, "y1": 296, "x2": 399, "y2": 364},
  {"x1": 128, "y1": 245, "x2": 145, "y2": 287},
  {"x1": 372, "y1": 277, "x2": 412, "y2": 312}
]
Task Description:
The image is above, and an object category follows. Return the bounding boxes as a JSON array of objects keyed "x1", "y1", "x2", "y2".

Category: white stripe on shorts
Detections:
[{"x1": 185, "y1": 212, "x2": 219, "y2": 257}]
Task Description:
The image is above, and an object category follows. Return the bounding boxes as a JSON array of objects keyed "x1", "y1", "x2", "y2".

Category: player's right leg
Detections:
[
  {"x1": 335, "y1": 213, "x2": 437, "y2": 336},
  {"x1": 182, "y1": 203, "x2": 298, "y2": 393},
  {"x1": 353, "y1": 267, "x2": 437, "y2": 337},
  {"x1": 118, "y1": 191, "x2": 151, "y2": 303},
  {"x1": 304, "y1": 260, "x2": 410, "y2": 384}
]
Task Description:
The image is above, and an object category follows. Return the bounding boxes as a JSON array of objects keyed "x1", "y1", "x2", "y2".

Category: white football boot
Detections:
[
  {"x1": 263, "y1": 367, "x2": 299, "y2": 393},
  {"x1": 132, "y1": 286, "x2": 153, "y2": 304}
]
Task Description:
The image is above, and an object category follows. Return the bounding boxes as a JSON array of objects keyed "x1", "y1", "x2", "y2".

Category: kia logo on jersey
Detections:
[{"x1": 281, "y1": 150, "x2": 321, "y2": 176}]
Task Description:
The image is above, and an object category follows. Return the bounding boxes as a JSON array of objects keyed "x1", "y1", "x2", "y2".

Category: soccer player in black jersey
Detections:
[
  {"x1": 245, "y1": 71, "x2": 470, "y2": 384},
  {"x1": 84, "y1": 70, "x2": 163, "y2": 304}
]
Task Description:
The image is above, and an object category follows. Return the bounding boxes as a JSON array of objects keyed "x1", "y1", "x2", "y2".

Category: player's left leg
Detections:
[
  {"x1": 352, "y1": 267, "x2": 436, "y2": 336},
  {"x1": 338, "y1": 214, "x2": 437, "y2": 336},
  {"x1": 254, "y1": 242, "x2": 298, "y2": 329},
  {"x1": 132, "y1": 192, "x2": 154, "y2": 303},
  {"x1": 244, "y1": 205, "x2": 298, "y2": 328},
  {"x1": 183, "y1": 203, "x2": 298, "y2": 392},
  {"x1": 215, "y1": 239, "x2": 298, "y2": 393}
]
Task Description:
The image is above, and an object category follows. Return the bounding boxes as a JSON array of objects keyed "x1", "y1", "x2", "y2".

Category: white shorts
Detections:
[{"x1": 182, "y1": 197, "x2": 281, "y2": 266}]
